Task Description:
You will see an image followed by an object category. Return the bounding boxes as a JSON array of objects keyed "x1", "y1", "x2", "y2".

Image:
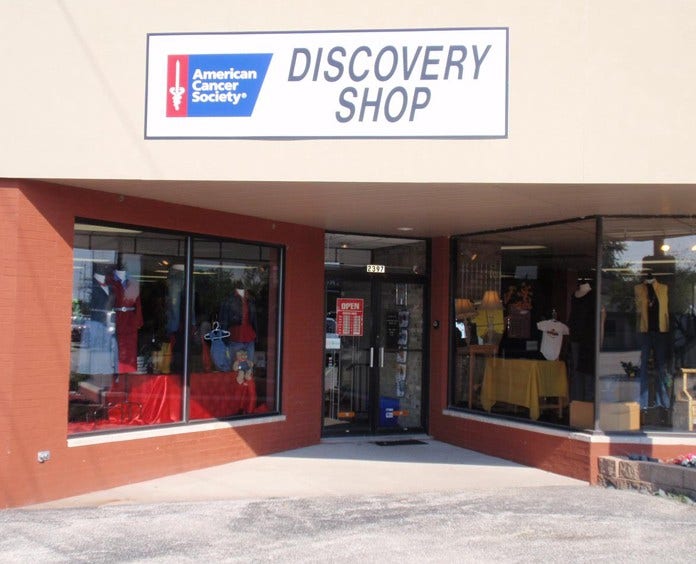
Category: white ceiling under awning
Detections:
[{"x1": 47, "y1": 179, "x2": 696, "y2": 238}]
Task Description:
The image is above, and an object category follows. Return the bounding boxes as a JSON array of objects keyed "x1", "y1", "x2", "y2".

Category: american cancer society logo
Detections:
[{"x1": 166, "y1": 53, "x2": 272, "y2": 118}]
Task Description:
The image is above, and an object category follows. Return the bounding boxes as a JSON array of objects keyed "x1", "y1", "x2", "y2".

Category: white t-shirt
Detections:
[{"x1": 537, "y1": 319, "x2": 570, "y2": 361}]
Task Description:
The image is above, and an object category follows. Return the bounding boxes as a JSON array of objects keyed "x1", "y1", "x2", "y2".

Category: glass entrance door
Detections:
[{"x1": 323, "y1": 276, "x2": 426, "y2": 435}]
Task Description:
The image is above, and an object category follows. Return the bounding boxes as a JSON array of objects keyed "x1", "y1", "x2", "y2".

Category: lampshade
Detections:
[
  {"x1": 480, "y1": 290, "x2": 502, "y2": 310},
  {"x1": 455, "y1": 298, "x2": 476, "y2": 320}
]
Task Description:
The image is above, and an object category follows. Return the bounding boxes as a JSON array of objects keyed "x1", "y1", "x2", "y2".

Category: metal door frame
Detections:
[{"x1": 322, "y1": 270, "x2": 429, "y2": 436}]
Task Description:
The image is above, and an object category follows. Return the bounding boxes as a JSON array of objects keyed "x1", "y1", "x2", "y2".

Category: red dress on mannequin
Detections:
[{"x1": 112, "y1": 271, "x2": 143, "y2": 373}]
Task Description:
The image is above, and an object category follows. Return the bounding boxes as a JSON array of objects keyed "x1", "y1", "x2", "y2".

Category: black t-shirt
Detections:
[
  {"x1": 569, "y1": 290, "x2": 594, "y2": 344},
  {"x1": 647, "y1": 283, "x2": 659, "y2": 332}
]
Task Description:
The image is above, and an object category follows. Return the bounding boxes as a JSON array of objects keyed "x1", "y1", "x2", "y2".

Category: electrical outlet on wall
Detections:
[{"x1": 37, "y1": 450, "x2": 50, "y2": 463}]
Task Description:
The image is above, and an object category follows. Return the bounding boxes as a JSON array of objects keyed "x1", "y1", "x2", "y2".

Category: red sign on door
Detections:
[{"x1": 336, "y1": 298, "x2": 364, "y2": 336}]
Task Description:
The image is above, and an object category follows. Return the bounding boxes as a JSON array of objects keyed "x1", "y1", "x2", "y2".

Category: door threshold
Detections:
[{"x1": 321, "y1": 433, "x2": 432, "y2": 444}]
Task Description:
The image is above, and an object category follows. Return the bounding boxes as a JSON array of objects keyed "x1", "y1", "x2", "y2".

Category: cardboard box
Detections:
[
  {"x1": 599, "y1": 401, "x2": 640, "y2": 431},
  {"x1": 598, "y1": 377, "x2": 640, "y2": 403},
  {"x1": 672, "y1": 399, "x2": 695, "y2": 431},
  {"x1": 570, "y1": 401, "x2": 594, "y2": 429}
]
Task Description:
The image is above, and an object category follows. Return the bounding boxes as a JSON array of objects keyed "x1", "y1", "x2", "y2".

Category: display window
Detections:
[
  {"x1": 450, "y1": 219, "x2": 597, "y2": 427},
  {"x1": 450, "y1": 216, "x2": 696, "y2": 434},
  {"x1": 601, "y1": 217, "x2": 696, "y2": 432},
  {"x1": 68, "y1": 221, "x2": 282, "y2": 435}
]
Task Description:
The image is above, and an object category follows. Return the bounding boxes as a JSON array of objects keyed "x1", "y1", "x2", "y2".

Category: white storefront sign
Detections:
[{"x1": 145, "y1": 28, "x2": 508, "y2": 139}]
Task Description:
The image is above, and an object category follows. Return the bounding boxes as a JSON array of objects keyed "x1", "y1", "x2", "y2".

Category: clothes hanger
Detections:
[
  {"x1": 205, "y1": 321, "x2": 220, "y2": 339},
  {"x1": 205, "y1": 321, "x2": 230, "y2": 339}
]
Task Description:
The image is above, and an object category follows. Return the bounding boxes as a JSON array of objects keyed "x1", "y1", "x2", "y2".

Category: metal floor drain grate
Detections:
[{"x1": 373, "y1": 439, "x2": 428, "y2": 446}]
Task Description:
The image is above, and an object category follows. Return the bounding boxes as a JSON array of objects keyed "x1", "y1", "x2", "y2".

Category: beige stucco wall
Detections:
[{"x1": 1, "y1": 0, "x2": 695, "y2": 185}]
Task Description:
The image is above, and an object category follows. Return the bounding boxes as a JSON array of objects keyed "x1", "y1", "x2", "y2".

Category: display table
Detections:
[
  {"x1": 467, "y1": 344, "x2": 498, "y2": 409},
  {"x1": 480, "y1": 358, "x2": 568, "y2": 420}
]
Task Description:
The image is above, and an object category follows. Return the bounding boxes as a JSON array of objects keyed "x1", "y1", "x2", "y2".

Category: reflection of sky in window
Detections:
[
  {"x1": 72, "y1": 249, "x2": 118, "y2": 300},
  {"x1": 665, "y1": 235, "x2": 696, "y2": 265},
  {"x1": 612, "y1": 240, "x2": 652, "y2": 274},
  {"x1": 610, "y1": 235, "x2": 696, "y2": 275}
]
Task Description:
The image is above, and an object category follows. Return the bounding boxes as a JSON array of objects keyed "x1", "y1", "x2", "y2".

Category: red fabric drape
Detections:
[{"x1": 68, "y1": 371, "x2": 264, "y2": 433}]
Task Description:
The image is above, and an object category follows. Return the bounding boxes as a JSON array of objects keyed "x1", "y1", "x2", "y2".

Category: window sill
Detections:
[{"x1": 67, "y1": 414, "x2": 286, "y2": 447}]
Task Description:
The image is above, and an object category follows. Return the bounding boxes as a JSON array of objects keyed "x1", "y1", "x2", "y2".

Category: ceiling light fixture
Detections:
[
  {"x1": 500, "y1": 245, "x2": 546, "y2": 251},
  {"x1": 397, "y1": 226, "x2": 414, "y2": 232}
]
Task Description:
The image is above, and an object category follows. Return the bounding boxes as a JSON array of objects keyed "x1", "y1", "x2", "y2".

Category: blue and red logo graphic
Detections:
[{"x1": 166, "y1": 53, "x2": 272, "y2": 118}]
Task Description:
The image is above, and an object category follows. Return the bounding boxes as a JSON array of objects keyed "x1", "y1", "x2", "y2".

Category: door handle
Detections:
[
  {"x1": 379, "y1": 347, "x2": 384, "y2": 368},
  {"x1": 369, "y1": 347, "x2": 374, "y2": 368}
]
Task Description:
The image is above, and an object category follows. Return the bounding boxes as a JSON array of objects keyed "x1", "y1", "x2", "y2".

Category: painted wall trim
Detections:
[{"x1": 67, "y1": 415, "x2": 287, "y2": 447}]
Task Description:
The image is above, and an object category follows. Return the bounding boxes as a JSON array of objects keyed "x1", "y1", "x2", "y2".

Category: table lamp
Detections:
[
  {"x1": 455, "y1": 298, "x2": 476, "y2": 320},
  {"x1": 455, "y1": 298, "x2": 477, "y2": 344},
  {"x1": 480, "y1": 290, "x2": 502, "y2": 344}
]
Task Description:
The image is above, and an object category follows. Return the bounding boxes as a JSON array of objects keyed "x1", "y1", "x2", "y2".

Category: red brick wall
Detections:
[
  {"x1": 428, "y1": 237, "x2": 451, "y2": 427},
  {"x1": 1, "y1": 180, "x2": 324, "y2": 508},
  {"x1": 0, "y1": 185, "x2": 19, "y2": 504},
  {"x1": 434, "y1": 416, "x2": 592, "y2": 481}
]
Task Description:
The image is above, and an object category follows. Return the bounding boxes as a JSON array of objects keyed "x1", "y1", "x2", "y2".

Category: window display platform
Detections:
[{"x1": 68, "y1": 372, "x2": 268, "y2": 434}]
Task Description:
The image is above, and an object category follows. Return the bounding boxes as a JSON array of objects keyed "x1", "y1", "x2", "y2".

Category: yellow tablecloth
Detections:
[{"x1": 480, "y1": 358, "x2": 568, "y2": 420}]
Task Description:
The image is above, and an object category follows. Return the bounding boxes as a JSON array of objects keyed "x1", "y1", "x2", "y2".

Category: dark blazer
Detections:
[{"x1": 219, "y1": 293, "x2": 257, "y2": 331}]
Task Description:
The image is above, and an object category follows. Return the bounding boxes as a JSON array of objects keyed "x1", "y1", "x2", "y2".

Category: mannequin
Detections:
[
  {"x1": 111, "y1": 268, "x2": 143, "y2": 373},
  {"x1": 634, "y1": 274, "x2": 670, "y2": 408},
  {"x1": 94, "y1": 274, "x2": 109, "y2": 294},
  {"x1": 165, "y1": 264, "x2": 185, "y2": 334},
  {"x1": 568, "y1": 280, "x2": 596, "y2": 402},
  {"x1": 78, "y1": 270, "x2": 118, "y2": 375},
  {"x1": 219, "y1": 287, "x2": 257, "y2": 366},
  {"x1": 575, "y1": 282, "x2": 591, "y2": 299}
]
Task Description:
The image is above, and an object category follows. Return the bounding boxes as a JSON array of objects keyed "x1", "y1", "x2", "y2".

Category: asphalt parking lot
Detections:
[{"x1": 2, "y1": 439, "x2": 695, "y2": 562}]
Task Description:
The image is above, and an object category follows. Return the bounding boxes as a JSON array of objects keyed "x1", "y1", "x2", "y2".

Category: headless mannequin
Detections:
[
  {"x1": 224, "y1": 288, "x2": 256, "y2": 365},
  {"x1": 94, "y1": 273, "x2": 109, "y2": 294},
  {"x1": 575, "y1": 282, "x2": 591, "y2": 299},
  {"x1": 78, "y1": 271, "x2": 118, "y2": 375},
  {"x1": 111, "y1": 267, "x2": 143, "y2": 373},
  {"x1": 568, "y1": 281, "x2": 595, "y2": 401},
  {"x1": 635, "y1": 275, "x2": 670, "y2": 408}
]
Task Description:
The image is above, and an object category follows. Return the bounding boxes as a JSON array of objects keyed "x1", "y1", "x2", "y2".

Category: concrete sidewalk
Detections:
[
  {"x1": 28, "y1": 437, "x2": 584, "y2": 508},
  {"x1": 3, "y1": 438, "x2": 695, "y2": 562}
]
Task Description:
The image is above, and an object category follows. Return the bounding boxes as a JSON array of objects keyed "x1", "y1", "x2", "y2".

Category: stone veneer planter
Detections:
[{"x1": 598, "y1": 456, "x2": 696, "y2": 500}]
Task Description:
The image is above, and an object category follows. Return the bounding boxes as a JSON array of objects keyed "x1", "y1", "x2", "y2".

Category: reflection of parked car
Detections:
[
  {"x1": 71, "y1": 315, "x2": 87, "y2": 342},
  {"x1": 72, "y1": 312, "x2": 116, "y2": 345}
]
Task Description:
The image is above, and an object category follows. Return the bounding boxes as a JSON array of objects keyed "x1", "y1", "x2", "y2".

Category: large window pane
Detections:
[
  {"x1": 69, "y1": 224, "x2": 186, "y2": 433},
  {"x1": 450, "y1": 219, "x2": 597, "y2": 428},
  {"x1": 189, "y1": 238, "x2": 281, "y2": 420},
  {"x1": 68, "y1": 222, "x2": 282, "y2": 435},
  {"x1": 601, "y1": 217, "x2": 696, "y2": 432}
]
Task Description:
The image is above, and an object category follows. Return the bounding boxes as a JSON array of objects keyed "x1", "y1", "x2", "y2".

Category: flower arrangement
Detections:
[
  {"x1": 620, "y1": 361, "x2": 639, "y2": 378},
  {"x1": 672, "y1": 453, "x2": 696, "y2": 468}
]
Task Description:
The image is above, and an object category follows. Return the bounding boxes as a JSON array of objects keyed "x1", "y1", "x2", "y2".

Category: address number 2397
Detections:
[{"x1": 366, "y1": 264, "x2": 386, "y2": 273}]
